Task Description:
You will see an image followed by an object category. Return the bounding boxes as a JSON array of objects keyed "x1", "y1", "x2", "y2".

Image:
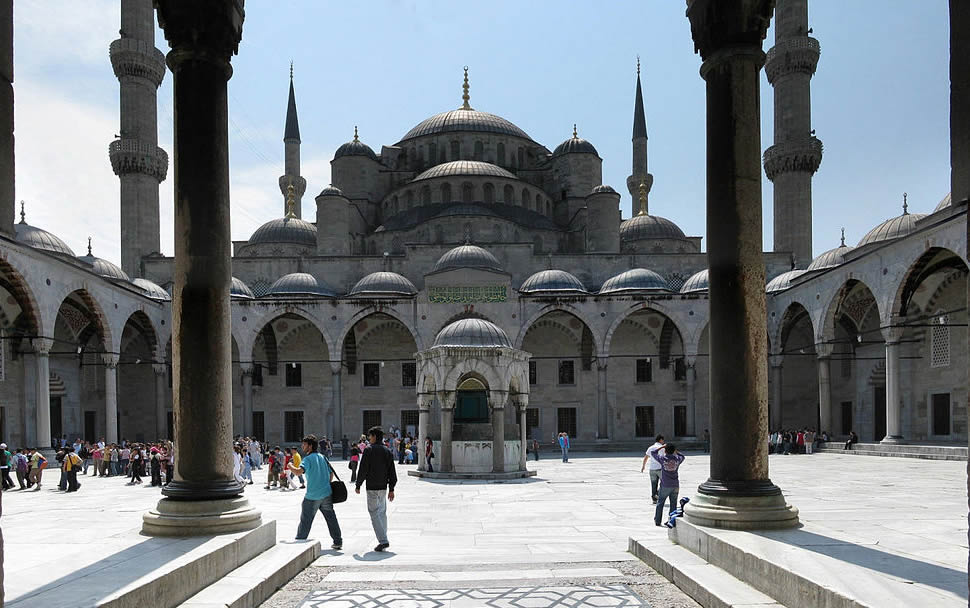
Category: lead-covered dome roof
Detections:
[
  {"x1": 680, "y1": 269, "x2": 709, "y2": 294},
  {"x1": 413, "y1": 160, "x2": 516, "y2": 182},
  {"x1": 857, "y1": 211, "x2": 926, "y2": 248},
  {"x1": 349, "y1": 272, "x2": 417, "y2": 297},
  {"x1": 432, "y1": 244, "x2": 503, "y2": 273},
  {"x1": 266, "y1": 272, "x2": 338, "y2": 297},
  {"x1": 133, "y1": 278, "x2": 171, "y2": 301},
  {"x1": 766, "y1": 269, "x2": 807, "y2": 293},
  {"x1": 590, "y1": 185, "x2": 617, "y2": 195},
  {"x1": 399, "y1": 109, "x2": 532, "y2": 143},
  {"x1": 334, "y1": 139, "x2": 377, "y2": 161},
  {"x1": 519, "y1": 270, "x2": 586, "y2": 294},
  {"x1": 231, "y1": 277, "x2": 255, "y2": 300},
  {"x1": 15, "y1": 218, "x2": 76, "y2": 258},
  {"x1": 553, "y1": 130, "x2": 598, "y2": 157},
  {"x1": 599, "y1": 268, "x2": 669, "y2": 294},
  {"x1": 935, "y1": 192, "x2": 952, "y2": 213},
  {"x1": 433, "y1": 318, "x2": 511, "y2": 348},
  {"x1": 620, "y1": 214, "x2": 686, "y2": 240},
  {"x1": 78, "y1": 249, "x2": 130, "y2": 282},
  {"x1": 248, "y1": 216, "x2": 317, "y2": 247},
  {"x1": 807, "y1": 234, "x2": 854, "y2": 271}
]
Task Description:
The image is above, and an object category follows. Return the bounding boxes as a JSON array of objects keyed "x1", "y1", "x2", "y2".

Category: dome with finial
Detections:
[
  {"x1": 766, "y1": 270, "x2": 808, "y2": 293},
  {"x1": 231, "y1": 277, "x2": 256, "y2": 300},
  {"x1": 590, "y1": 185, "x2": 617, "y2": 195},
  {"x1": 934, "y1": 192, "x2": 952, "y2": 213},
  {"x1": 133, "y1": 278, "x2": 171, "y2": 301},
  {"x1": 619, "y1": 180, "x2": 685, "y2": 240},
  {"x1": 334, "y1": 126, "x2": 378, "y2": 161},
  {"x1": 857, "y1": 193, "x2": 926, "y2": 248},
  {"x1": 248, "y1": 183, "x2": 317, "y2": 247},
  {"x1": 433, "y1": 318, "x2": 511, "y2": 348},
  {"x1": 432, "y1": 244, "x2": 503, "y2": 273},
  {"x1": 78, "y1": 238, "x2": 130, "y2": 282},
  {"x1": 553, "y1": 124, "x2": 599, "y2": 157},
  {"x1": 266, "y1": 272, "x2": 338, "y2": 297},
  {"x1": 519, "y1": 270, "x2": 587, "y2": 295},
  {"x1": 349, "y1": 272, "x2": 418, "y2": 297},
  {"x1": 680, "y1": 269, "x2": 709, "y2": 293},
  {"x1": 599, "y1": 268, "x2": 670, "y2": 294},
  {"x1": 807, "y1": 229, "x2": 854, "y2": 271},
  {"x1": 14, "y1": 201, "x2": 77, "y2": 258},
  {"x1": 318, "y1": 185, "x2": 344, "y2": 197}
]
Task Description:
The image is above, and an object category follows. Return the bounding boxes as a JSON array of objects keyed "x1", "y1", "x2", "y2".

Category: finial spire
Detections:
[
  {"x1": 285, "y1": 182, "x2": 297, "y2": 219},
  {"x1": 460, "y1": 66, "x2": 472, "y2": 110},
  {"x1": 87, "y1": 237, "x2": 92, "y2": 256},
  {"x1": 289, "y1": 60, "x2": 293, "y2": 80},
  {"x1": 637, "y1": 55, "x2": 640, "y2": 75},
  {"x1": 637, "y1": 181, "x2": 647, "y2": 216},
  {"x1": 18, "y1": 200, "x2": 24, "y2": 223},
  {"x1": 840, "y1": 227, "x2": 845, "y2": 247},
  {"x1": 284, "y1": 65, "x2": 301, "y2": 142},
  {"x1": 353, "y1": 125, "x2": 359, "y2": 142},
  {"x1": 902, "y1": 192, "x2": 908, "y2": 215},
  {"x1": 573, "y1": 124, "x2": 578, "y2": 139}
]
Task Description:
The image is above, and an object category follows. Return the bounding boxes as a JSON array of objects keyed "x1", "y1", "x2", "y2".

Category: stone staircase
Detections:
[{"x1": 816, "y1": 441, "x2": 967, "y2": 461}]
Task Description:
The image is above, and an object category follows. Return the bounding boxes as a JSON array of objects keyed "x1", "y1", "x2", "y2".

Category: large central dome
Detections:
[{"x1": 398, "y1": 109, "x2": 532, "y2": 143}]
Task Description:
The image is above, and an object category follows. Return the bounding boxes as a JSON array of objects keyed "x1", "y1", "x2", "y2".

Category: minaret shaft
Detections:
[
  {"x1": 626, "y1": 66, "x2": 653, "y2": 214},
  {"x1": 279, "y1": 73, "x2": 305, "y2": 218}
]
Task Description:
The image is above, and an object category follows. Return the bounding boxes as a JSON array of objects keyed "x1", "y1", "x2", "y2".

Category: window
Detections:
[
  {"x1": 674, "y1": 405, "x2": 687, "y2": 437},
  {"x1": 517, "y1": 147, "x2": 524, "y2": 167},
  {"x1": 636, "y1": 359, "x2": 653, "y2": 383},
  {"x1": 557, "y1": 407, "x2": 577, "y2": 437},
  {"x1": 496, "y1": 142, "x2": 505, "y2": 165},
  {"x1": 450, "y1": 140, "x2": 460, "y2": 160},
  {"x1": 362, "y1": 410, "x2": 382, "y2": 434},
  {"x1": 401, "y1": 361, "x2": 416, "y2": 387},
  {"x1": 483, "y1": 183, "x2": 495, "y2": 203},
  {"x1": 363, "y1": 363, "x2": 380, "y2": 387},
  {"x1": 284, "y1": 411, "x2": 304, "y2": 443},
  {"x1": 674, "y1": 358, "x2": 687, "y2": 381},
  {"x1": 252, "y1": 363, "x2": 263, "y2": 387},
  {"x1": 400, "y1": 410, "x2": 419, "y2": 435},
  {"x1": 253, "y1": 411, "x2": 265, "y2": 442},
  {"x1": 526, "y1": 408, "x2": 539, "y2": 435},
  {"x1": 462, "y1": 183, "x2": 473, "y2": 203},
  {"x1": 428, "y1": 142, "x2": 437, "y2": 164},
  {"x1": 285, "y1": 363, "x2": 302, "y2": 387},
  {"x1": 441, "y1": 183, "x2": 452, "y2": 203},
  {"x1": 474, "y1": 141, "x2": 484, "y2": 160},
  {"x1": 529, "y1": 361, "x2": 537, "y2": 385},
  {"x1": 931, "y1": 312, "x2": 950, "y2": 368},
  {"x1": 932, "y1": 393, "x2": 951, "y2": 435},
  {"x1": 635, "y1": 406, "x2": 655, "y2": 438},
  {"x1": 558, "y1": 360, "x2": 575, "y2": 385},
  {"x1": 421, "y1": 186, "x2": 431, "y2": 204}
]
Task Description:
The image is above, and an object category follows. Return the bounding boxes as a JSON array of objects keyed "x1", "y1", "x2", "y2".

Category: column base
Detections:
[
  {"x1": 685, "y1": 482, "x2": 799, "y2": 530},
  {"x1": 142, "y1": 496, "x2": 262, "y2": 536},
  {"x1": 880, "y1": 436, "x2": 905, "y2": 444}
]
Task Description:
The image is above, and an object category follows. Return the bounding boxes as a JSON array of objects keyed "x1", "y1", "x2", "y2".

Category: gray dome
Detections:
[
  {"x1": 680, "y1": 269, "x2": 709, "y2": 294},
  {"x1": 553, "y1": 135, "x2": 598, "y2": 157},
  {"x1": 248, "y1": 217, "x2": 317, "y2": 247},
  {"x1": 519, "y1": 269, "x2": 586, "y2": 294},
  {"x1": 807, "y1": 242, "x2": 854, "y2": 271},
  {"x1": 318, "y1": 185, "x2": 344, "y2": 197},
  {"x1": 399, "y1": 109, "x2": 532, "y2": 143},
  {"x1": 857, "y1": 210, "x2": 926, "y2": 248},
  {"x1": 433, "y1": 318, "x2": 511, "y2": 348},
  {"x1": 766, "y1": 269, "x2": 807, "y2": 293},
  {"x1": 413, "y1": 160, "x2": 516, "y2": 182},
  {"x1": 620, "y1": 214, "x2": 686, "y2": 240},
  {"x1": 133, "y1": 278, "x2": 171, "y2": 301},
  {"x1": 78, "y1": 253, "x2": 130, "y2": 282},
  {"x1": 334, "y1": 139, "x2": 378, "y2": 161},
  {"x1": 15, "y1": 221, "x2": 76, "y2": 257},
  {"x1": 599, "y1": 268, "x2": 669, "y2": 294},
  {"x1": 231, "y1": 277, "x2": 255, "y2": 300},
  {"x1": 266, "y1": 272, "x2": 337, "y2": 297},
  {"x1": 590, "y1": 185, "x2": 617, "y2": 195},
  {"x1": 349, "y1": 272, "x2": 417, "y2": 297},
  {"x1": 935, "y1": 192, "x2": 952, "y2": 212},
  {"x1": 432, "y1": 244, "x2": 503, "y2": 273}
]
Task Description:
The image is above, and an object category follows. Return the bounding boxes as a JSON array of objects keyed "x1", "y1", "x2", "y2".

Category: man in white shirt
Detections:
[{"x1": 640, "y1": 435, "x2": 666, "y2": 504}]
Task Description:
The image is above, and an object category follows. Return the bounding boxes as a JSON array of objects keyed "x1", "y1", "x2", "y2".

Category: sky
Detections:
[{"x1": 11, "y1": 1, "x2": 953, "y2": 266}]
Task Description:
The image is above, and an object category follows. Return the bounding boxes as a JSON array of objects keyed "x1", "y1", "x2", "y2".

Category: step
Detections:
[
  {"x1": 816, "y1": 442, "x2": 967, "y2": 461},
  {"x1": 179, "y1": 540, "x2": 320, "y2": 608},
  {"x1": 630, "y1": 536, "x2": 783, "y2": 608}
]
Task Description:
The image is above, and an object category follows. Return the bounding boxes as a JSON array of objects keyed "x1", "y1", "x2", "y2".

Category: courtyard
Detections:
[{"x1": 2, "y1": 450, "x2": 966, "y2": 607}]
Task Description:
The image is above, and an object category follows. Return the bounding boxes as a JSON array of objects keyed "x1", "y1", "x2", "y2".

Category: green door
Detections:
[{"x1": 456, "y1": 390, "x2": 488, "y2": 423}]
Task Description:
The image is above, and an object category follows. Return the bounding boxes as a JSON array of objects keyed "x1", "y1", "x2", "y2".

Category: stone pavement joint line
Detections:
[
  {"x1": 301, "y1": 585, "x2": 650, "y2": 607},
  {"x1": 323, "y1": 567, "x2": 623, "y2": 582}
]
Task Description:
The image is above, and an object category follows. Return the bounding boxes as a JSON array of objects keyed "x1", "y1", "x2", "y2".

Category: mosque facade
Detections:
[{"x1": 0, "y1": 0, "x2": 965, "y2": 455}]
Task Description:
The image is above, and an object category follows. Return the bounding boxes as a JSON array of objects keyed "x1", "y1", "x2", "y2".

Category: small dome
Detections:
[
  {"x1": 807, "y1": 239, "x2": 854, "y2": 271},
  {"x1": 266, "y1": 272, "x2": 337, "y2": 297},
  {"x1": 133, "y1": 278, "x2": 171, "y2": 301},
  {"x1": 590, "y1": 185, "x2": 617, "y2": 195},
  {"x1": 680, "y1": 269, "x2": 709, "y2": 294},
  {"x1": 248, "y1": 217, "x2": 317, "y2": 247},
  {"x1": 599, "y1": 268, "x2": 669, "y2": 294},
  {"x1": 519, "y1": 270, "x2": 586, "y2": 294},
  {"x1": 399, "y1": 109, "x2": 532, "y2": 143},
  {"x1": 433, "y1": 318, "x2": 511, "y2": 348},
  {"x1": 432, "y1": 244, "x2": 503, "y2": 273},
  {"x1": 78, "y1": 251, "x2": 130, "y2": 282},
  {"x1": 413, "y1": 160, "x2": 516, "y2": 182},
  {"x1": 15, "y1": 221, "x2": 76, "y2": 257},
  {"x1": 349, "y1": 272, "x2": 418, "y2": 297},
  {"x1": 231, "y1": 277, "x2": 255, "y2": 300},
  {"x1": 553, "y1": 133, "x2": 598, "y2": 157},
  {"x1": 766, "y1": 269, "x2": 807, "y2": 293},
  {"x1": 935, "y1": 192, "x2": 952, "y2": 213},
  {"x1": 334, "y1": 137, "x2": 378, "y2": 162},
  {"x1": 857, "y1": 210, "x2": 926, "y2": 248},
  {"x1": 620, "y1": 214, "x2": 686, "y2": 240},
  {"x1": 318, "y1": 185, "x2": 344, "y2": 197}
]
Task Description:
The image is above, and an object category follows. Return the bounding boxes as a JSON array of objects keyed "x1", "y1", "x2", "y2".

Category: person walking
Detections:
[
  {"x1": 341, "y1": 435, "x2": 350, "y2": 461},
  {"x1": 702, "y1": 429, "x2": 710, "y2": 453},
  {"x1": 424, "y1": 438, "x2": 434, "y2": 472},
  {"x1": 355, "y1": 426, "x2": 397, "y2": 552},
  {"x1": 349, "y1": 444, "x2": 360, "y2": 482},
  {"x1": 557, "y1": 432, "x2": 570, "y2": 462},
  {"x1": 14, "y1": 448, "x2": 28, "y2": 489},
  {"x1": 0, "y1": 443, "x2": 12, "y2": 490},
  {"x1": 64, "y1": 446, "x2": 81, "y2": 492},
  {"x1": 805, "y1": 429, "x2": 815, "y2": 455},
  {"x1": 532, "y1": 438, "x2": 540, "y2": 461},
  {"x1": 29, "y1": 448, "x2": 46, "y2": 490},
  {"x1": 641, "y1": 435, "x2": 665, "y2": 504},
  {"x1": 651, "y1": 443, "x2": 686, "y2": 527},
  {"x1": 289, "y1": 434, "x2": 342, "y2": 550}
]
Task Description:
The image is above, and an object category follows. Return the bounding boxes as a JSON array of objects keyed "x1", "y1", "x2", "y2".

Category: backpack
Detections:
[{"x1": 16, "y1": 454, "x2": 27, "y2": 473}]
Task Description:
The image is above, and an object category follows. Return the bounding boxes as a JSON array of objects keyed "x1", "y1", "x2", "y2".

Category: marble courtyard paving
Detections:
[{"x1": 2, "y1": 452, "x2": 967, "y2": 607}]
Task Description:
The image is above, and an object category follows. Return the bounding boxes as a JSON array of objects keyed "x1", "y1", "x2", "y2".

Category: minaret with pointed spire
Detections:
[
  {"x1": 626, "y1": 57, "x2": 653, "y2": 213},
  {"x1": 279, "y1": 63, "x2": 307, "y2": 219}
]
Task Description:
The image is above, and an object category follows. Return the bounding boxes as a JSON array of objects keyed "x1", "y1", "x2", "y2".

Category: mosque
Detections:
[{"x1": 0, "y1": 0, "x2": 964, "y2": 473}]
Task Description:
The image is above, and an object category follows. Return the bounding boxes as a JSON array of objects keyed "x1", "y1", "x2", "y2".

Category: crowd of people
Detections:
[{"x1": 768, "y1": 428, "x2": 828, "y2": 455}]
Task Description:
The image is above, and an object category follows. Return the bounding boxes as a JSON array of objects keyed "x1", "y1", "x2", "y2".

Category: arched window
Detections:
[
  {"x1": 474, "y1": 141, "x2": 484, "y2": 160},
  {"x1": 439, "y1": 146, "x2": 447, "y2": 164},
  {"x1": 428, "y1": 143, "x2": 437, "y2": 166},
  {"x1": 441, "y1": 183, "x2": 452, "y2": 203},
  {"x1": 420, "y1": 185, "x2": 431, "y2": 204},
  {"x1": 544, "y1": 199, "x2": 550, "y2": 215},
  {"x1": 483, "y1": 183, "x2": 495, "y2": 204},
  {"x1": 450, "y1": 141, "x2": 460, "y2": 160},
  {"x1": 522, "y1": 188, "x2": 530, "y2": 208},
  {"x1": 406, "y1": 190, "x2": 414, "y2": 209},
  {"x1": 536, "y1": 194, "x2": 542, "y2": 212},
  {"x1": 462, "y1": 182, "x2": 474, "y2": 203},
  {"x1": 517, "y1": 147, "x2": 524, "y2": 167},
  {"x1": 496, "y1": 142, "x2": 506, "y2": 166},
  {"x1": 503, "y1": 185, "x2": 514, "y2": 204}
]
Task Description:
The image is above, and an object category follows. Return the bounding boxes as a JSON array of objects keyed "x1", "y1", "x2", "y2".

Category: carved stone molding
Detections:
[
  {"x1": 763, "y1": 137, "x2": 823, "y2": 180},
  {"x1": 109, "y1": 139, "x2": 169, "y2": 181},
  {"x1": 154, "y1": 0, "x2": 245, "y2": 66},
  {"x1": 765, "y1": 36, "x2": 820, "y2": 83},
  {"x1": 109, "y1": 38, "x2": 167, "y2": 87},
  {"x1": 686, "y1": 0, "x2": 775, "y2": 61}
]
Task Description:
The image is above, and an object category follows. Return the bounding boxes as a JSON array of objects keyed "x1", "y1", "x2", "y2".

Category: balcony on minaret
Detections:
[{"x1": 109, "y1": 139, "x2": 169, "y2": 181}]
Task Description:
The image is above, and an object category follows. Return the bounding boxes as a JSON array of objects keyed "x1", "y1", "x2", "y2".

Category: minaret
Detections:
[
  {"x1": 109, "y1": 0, "x2": 168, "y2": 278},
  {"x1": 763, "y1": 0, "x2": 823, "y2": 268},
  {"x1": 278, "y1": 63, "x2": 306, "y2": 219},
  {"x1": 626, "y1": 58, "x2": 653, "y2": 213}
]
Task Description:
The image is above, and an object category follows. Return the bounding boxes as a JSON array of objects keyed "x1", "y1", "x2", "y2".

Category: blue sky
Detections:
[{"x1": 12, "y1": 1, "x2": 952, "y2": 265}]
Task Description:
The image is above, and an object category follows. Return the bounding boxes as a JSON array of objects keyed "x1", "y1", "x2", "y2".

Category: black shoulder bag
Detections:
[{"x1": 324, "y1": 456, "x2": 348, "y2": 503}]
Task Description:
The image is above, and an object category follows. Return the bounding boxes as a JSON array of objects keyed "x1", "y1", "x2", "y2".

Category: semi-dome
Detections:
[
  {"x1": 599, "y1": 268, "x2": 669, "y2": 294},
  {"x1": 399, "y1": 109, "x2": 532, "y2": 143},
  {"x1": 935, "y1": 192, "x2": 952, "y2": 213},
  {"x1": 133, "y1": 278, "x2": 171, "y2": 301},
  {"x1": 433, "y1": 318, "x2": 511, "y2": 348},
  {"x1": 766, "y1": 269, "x2": 807, "y2": 293},
  {"x1": 432, "y1": 244, "x2": 503, "y2": 273},
  {"x1": 857, "y1": 206, "x2": 926, "y2": 248},
  {"x1": 231, "y1": 276, "x2": 255, "y2": 300},
  {"x1": 15, "y1": 218, "x2": 76, "y2": 258},
  {"x1": 620, "y1": 214, "x2": 686, "y2": 240},
  {"x1": 248, "y1": 216, "x2": 317, "y2": 247},
  {"x1": 266, "y1": 272, "x2": 337, "y2": 297},
  {"x1": 413, "y1": 160, "x2": 516, "y2": 182},
  {"x1": 78, "y1": 246, "x2": 130, "y2": 282},
  {"x1": 349, "y1": 271, "x2": 417, "y2": 297},
  {"x1": 807, "y1": 233, "x2": 854, "y2": 271},
  {"x1": 680, "y1": 269, "x2": 709, "y2": 294},
  {"x1": 590, "y1": 185, "x2": 617, "y2": 195},
  {"x1": 553, "y1": 131, "x2": 598, "y2": 157},
  {"x1": 519, "y1": 270, "x2": 586, "y2": 294},
  {"x1": 318, "y1": 185, "x2": 344, "y2": 197},
  {"x1": 334, "y1": 129, "x2": 378, "y2": 161}
]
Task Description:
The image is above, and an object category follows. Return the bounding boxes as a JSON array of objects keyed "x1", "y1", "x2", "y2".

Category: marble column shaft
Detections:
[
  {"x1": 330, "y1": 364, "x2": 343, "y2": 442},
  {"x1": 104, "y1": 354, "x2": 119, "y2": 444},
  {"x1": 518, "y1": 405, "x2": 527, "y2": 471},
  {"x1": 883, "y1": 338, "x2": 903, "y2": 441},
  {"x1": 154, "y1": 364, "x2": 168, "y2": 440},
  {"x1": 769, "y1": 356, "x2": 783, "y2": 429},
  {"x1": 596, "y1": 358, "x2": 608, "y2": 439},
  {"x1": 33, "y1": 340, "x2": 51, "y2": 449},
  {"x1": 440, "y1": 397, "x2": 454, "y2": 473},
  {"x1": 0, "y1": 0, "x2": 12, "y2": 237},
  {"x1": 817, "y1": 355, "x2": 832, "y2": 433},
  {"x1": 492, "y1": 403, "x2": 504, "y2": 473},
  {"x1": 417, "y1": 403, "x2": 429, "y2": 471},
  {"x1": 240, "y1": 362, "x2": 254, "y2": 437},
  {"x1": 685, "y1": 358, "x2": 697, "y2": 436}
]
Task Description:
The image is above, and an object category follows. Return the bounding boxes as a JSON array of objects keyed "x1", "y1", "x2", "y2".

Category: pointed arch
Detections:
[{"x1": 514, "y1": 304, "x2": 602, "y2": 354}]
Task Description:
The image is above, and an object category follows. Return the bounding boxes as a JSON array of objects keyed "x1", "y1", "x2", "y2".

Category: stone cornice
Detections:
[
  {"x1": 686, "y1": 0, "x2": 775, "y2": 61},
  {"x1": 109, "y1": 38, "x2": 167, "y2": 87},
  {"x1": 154, "y1": 0, "x2": 245, "y2": 63},
  {"x1": 765, "y1": 36, "x2": 820, "y2": 83},
  {"x1": 109, "y1": 139, "x2": 169, "y2": 182},
  {"x1": 763, "y1": 137, "x2": 823, "y2": 180}
]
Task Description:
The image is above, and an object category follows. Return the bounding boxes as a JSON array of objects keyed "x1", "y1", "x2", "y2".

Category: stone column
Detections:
[
  {"x1": 953, "y1": 0, "x2": 970, "y2": 205},
  {"x1": 0, "y1": 0, "x2": 13, "y2": 236},
  {"x1": 239, "y1": 362, "x2": 254, "y2": 437},
  {"x1": 684, "y1": 0, "x2": 798, "y2": 530},
  {"x1": 154, "y1": 364, "x2": 168, "y2": 440},
  {"x1": 518, "y1": 399, "x2": 528, "y2": 471},
  {"x1": 685, "y1": 356, "x2": 697, "y2": 436},
  {"x1": 595, "y1": 356, "x2": 608, "y2": 439},
  {"x1": 330, "y1": 362, "x2": 343, "y2": 442},
  {"x1": 882, "y1": 325, "x2": 904, "y2": 443},
  {"x1": 439, "y1": 391, "x2": 455, "y2": 473},
  {"x1": 144, "y1": 1, "x2": 259, "y2": 536},
  {"x1": 417, "y1": 394, "x2": 431, "y2": 472},
  {"x1": 103, "y1": 354, "x2": 119, "y2": 444},
  {"x1": 816, "y1": 344, "x2": 833, "y2": 434},
  {"x1": 769, "y1": 354, "x2": 784, "y2": 429},
  {"x1": 33, "y1": 339, "x2": 52, "y2": 450},
  {"x1": 491, "y1": 392, "x2": 506, "y2": 474}
]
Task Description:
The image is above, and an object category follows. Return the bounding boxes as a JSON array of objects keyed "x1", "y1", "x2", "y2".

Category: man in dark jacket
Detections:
[{"x1": 355, "y1": 426, "x2": 397, "y2": 551}]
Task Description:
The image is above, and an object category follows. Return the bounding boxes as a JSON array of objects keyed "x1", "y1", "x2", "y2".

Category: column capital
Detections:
[
  {"x1": 768, "y1": 354, "x2": 784, "y2": 368},
  {"x1": 154, "y1": 0, "x2": 245, "y2": 70},
  {"x1": 685, "y1": 355, "x2": 698, "y2": 368},
  {"x1": 330, "y1": 361, "x2": 342, "y2": 375},
  {"x1": 882, "y1": 325, "x2": 904, "y2": 344},
  {"x1": 31, "y1": 337, "x2": 53, "y2": 356},
  {"x1": 595, "y1": 356, "x2": 608, "y2": 371},
  {"x1": 816, "y1": 343, "x2": 834, "y2": 359},
  {"x1": 101, "y1": 353, "x2": 120, "y2": 369},
  {"x1": 438, "y1": 390, "x2": 456, "y2": 410},
  {"x1": 239, "y1": 361, "x2": 254, "y2": 376},
  {"x1": 686, "y1": 0, "x2": 774, "y2": 62},
  {"x1": 488, "y1": 390, "x2": 508, "y2": 409},
  {"x1": 153, "y1": 363, "x2": 168, "y2": 376},
  {"x1": 417, "y1": 393, "x2": 434, "y2": 410}
]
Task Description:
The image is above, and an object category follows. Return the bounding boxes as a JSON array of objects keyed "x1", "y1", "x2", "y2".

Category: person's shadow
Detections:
[{"x1": 353, "y1": 551, "x2": 396, "y2": 562}]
